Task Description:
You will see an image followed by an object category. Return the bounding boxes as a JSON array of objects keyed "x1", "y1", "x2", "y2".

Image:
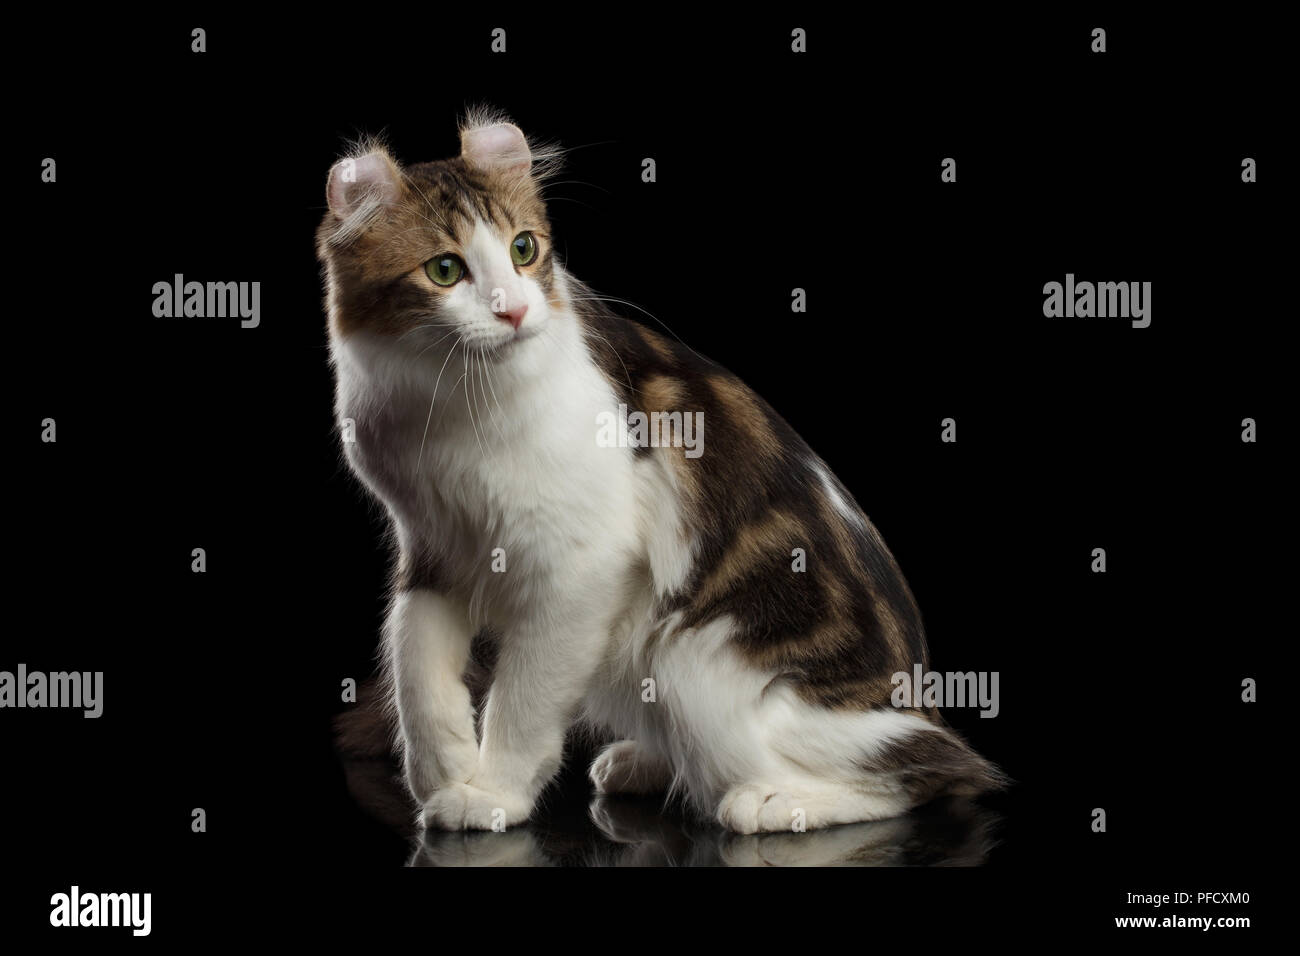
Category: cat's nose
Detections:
[{"x1": 496, "y1": 304, "x2": 528, "y2": 330}]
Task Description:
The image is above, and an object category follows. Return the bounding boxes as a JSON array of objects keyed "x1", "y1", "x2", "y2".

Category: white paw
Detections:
[
  {"x1": 717, "y1": 784, "x2": 778, "y2": 834},
  {"x1": 404, "y1": 736, "x2": 479, "y2": 804},
  {"x1": 588, "y1": 741, "x2": 672, "y2": 795},
  {"x1": 419, "y1": 781, "x2": 532, "y2": 831},
  {"x1": 716, "y1": 785, "x2": 813, "y2": 833},
  {"x1": 716, "y1": 784, "x2": 909, "y2": 832}
]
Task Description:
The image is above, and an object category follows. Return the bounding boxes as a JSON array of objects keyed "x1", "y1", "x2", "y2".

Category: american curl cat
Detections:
[{"x1": 317, "y1": 109, "x2": 1005, "y2": 834}]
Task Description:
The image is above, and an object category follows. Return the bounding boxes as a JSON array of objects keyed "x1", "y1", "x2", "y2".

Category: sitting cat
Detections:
[{"x1": 317, "y1": 109, "x2": 1005, "y2": 833}]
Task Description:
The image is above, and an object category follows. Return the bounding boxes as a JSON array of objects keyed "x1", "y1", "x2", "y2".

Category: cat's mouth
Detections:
[{"x1": 481, "y1": 326, "x2": 540, "y2": 358}]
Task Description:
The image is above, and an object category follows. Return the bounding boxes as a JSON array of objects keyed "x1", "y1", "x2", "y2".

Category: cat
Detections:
[{"x1": 316, "y1": 108, "x2": 1005, "y2": 834}]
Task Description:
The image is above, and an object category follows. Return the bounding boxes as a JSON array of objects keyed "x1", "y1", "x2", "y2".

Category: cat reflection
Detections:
[{"x1": 409, "y1": 796, "x2": 998, "y2": 867}]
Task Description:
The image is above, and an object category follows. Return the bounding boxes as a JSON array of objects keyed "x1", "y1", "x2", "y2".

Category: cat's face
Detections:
[{"x1": 318, "y1": 121, "x2": 559, "y2": 360}]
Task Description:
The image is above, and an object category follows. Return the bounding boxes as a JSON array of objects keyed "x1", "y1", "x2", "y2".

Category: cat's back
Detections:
[{"x1": 576, "y1": 300, "x2": 930, "y2": 707}]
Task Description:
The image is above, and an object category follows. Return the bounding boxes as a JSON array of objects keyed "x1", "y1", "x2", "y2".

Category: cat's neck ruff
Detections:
[
  {"x1": 331, "y1": 291, "x2": 636, "y2": 603},
  {"x1": 335, "y1": 305, "x2": 596, "y2": 437}
]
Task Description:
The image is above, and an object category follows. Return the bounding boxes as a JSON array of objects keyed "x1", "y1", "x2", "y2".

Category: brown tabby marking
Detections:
[
  {"x1": 318, "y1": 152, "x2": 555, "y2": 339},
  {"x1": 577, "y1": 299, "x2": 930, "y2": 713}
]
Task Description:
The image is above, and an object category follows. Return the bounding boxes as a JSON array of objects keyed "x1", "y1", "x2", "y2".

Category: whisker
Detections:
[
  {"x1": 568, "y1": 320, "x2": 634, "y2": 395},
  {"x1": 479, "y1": 351, "x2": 509, "y2": 440},
  {"x1": 566, "y1": 293, "x2": 710, "y2": 364},
  {"x1": 463, "y1": 350, "x2": 487, "y2": 458},
  {"x1": 477, "y1": 351, "x2": 508, "y2": 442},
  {"x1": 434, "y1": 372, "x2": 469, "y2": 431},
  {"x1": 541, "y1": 325, "x2": 616, "y2": 397},
  {"x1": 416, "y1": 334, "x2": 464, "y2": 472},
  {"x1": 414, "y1": 327, "x2": 461, "y2": 361},
  {"x1": 543, "y1": 179, "x2": 612, "y2": 194}
]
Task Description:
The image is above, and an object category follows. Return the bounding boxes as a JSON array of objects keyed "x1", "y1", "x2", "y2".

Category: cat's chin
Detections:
[{"x1": 479, "y1": 326, "x2": 542, "y2": 360}]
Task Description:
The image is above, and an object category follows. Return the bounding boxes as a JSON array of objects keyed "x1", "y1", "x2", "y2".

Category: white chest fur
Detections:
[{"x1": 331, "y1": 312, "x2": 646, "y2": 627}]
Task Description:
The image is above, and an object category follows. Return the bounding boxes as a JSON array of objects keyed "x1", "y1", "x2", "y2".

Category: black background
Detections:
[{"x1": 8, "y1": 9, "x2": 1280, "y2": 941}]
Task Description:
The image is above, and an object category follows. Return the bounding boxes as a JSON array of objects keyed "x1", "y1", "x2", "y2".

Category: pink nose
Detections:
[{"x1": 496, "y1": 304, "x2": 528, "y2": 330}]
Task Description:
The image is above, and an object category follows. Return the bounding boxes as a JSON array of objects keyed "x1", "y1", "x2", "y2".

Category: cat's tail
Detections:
[
  {"x1": 863, "y1": 713, "x2": 1011, "y2": 806},
  {"x1": 763, "y1": 694, "x2": 1009, "y2": 817}
]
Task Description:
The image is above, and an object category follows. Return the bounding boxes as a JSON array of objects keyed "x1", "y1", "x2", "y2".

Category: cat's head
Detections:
[{"x1": 317, "y1": 110, "x2": 562, "y2": 359}]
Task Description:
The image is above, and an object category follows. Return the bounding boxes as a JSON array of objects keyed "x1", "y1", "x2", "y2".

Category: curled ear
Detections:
[
  {"x1": 460, "y1": 122, "x2": 531, "y2": 174},
  {"x1": 326, "y1": 150, "x2": 402, "y2": 219}
]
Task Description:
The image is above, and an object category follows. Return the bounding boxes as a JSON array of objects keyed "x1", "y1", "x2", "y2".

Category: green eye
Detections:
[
  {"x1": 510, "y1": 232, "x2": 538, "y2": 266},
  {"x1": 425, "y1": 255, "x2": 465, "y2": 287}
]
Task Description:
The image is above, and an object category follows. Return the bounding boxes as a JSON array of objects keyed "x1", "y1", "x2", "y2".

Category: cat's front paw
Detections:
[
  {"x1": 419, "y1": 781, "x2": 533, "y2": 831},
  {"x1": 404, "y1": 736, "x2": 480, "y2": 804}
]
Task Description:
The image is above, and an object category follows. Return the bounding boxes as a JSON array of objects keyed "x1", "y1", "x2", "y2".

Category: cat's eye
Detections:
[
  {"x1": 510, "y1": 232, "x2": 538, "y2": 266},
  {"x1": 425, "y1": 255, "x2": 465, "y2": 287}
]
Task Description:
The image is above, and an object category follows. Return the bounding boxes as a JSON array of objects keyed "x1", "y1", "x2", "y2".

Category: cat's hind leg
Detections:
[
  {"x1": 716, "y1": 702, "x2": 1006, "y2": 833},
  {"x1": 647, "y1": 617, "x2": 1005, "y2": 832}
]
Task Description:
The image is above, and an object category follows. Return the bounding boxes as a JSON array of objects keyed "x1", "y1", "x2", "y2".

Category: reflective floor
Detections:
[
  {"x1": 337, "y1": 699, "x2": 1003, "y2": 867},
  {"x1": 408, "y1": 795, "x2": 1001, "y2": 867}
]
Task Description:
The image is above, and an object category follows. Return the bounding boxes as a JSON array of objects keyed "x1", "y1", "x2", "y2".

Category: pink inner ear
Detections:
[
  {"x1": 327, "y1": 153, "x2": 399, "y2": 216},
  {"x1": 462, "y1": 124, "x2": 531, "y2": 172}
]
